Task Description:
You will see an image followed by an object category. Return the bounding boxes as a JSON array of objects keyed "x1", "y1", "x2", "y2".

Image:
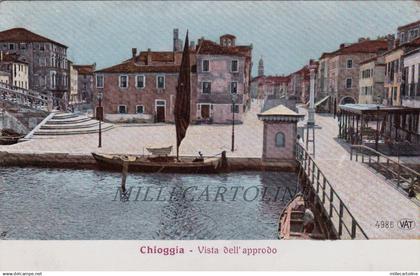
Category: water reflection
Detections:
[{"x1": 0, "y1": 168, "x2": 297, "y2": 240}]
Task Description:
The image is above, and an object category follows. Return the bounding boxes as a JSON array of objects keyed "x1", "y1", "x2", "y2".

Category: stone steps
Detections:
[
  {"x1": 32, "y1": 112, "x2": 114, "y2": 137},
  {"x1": 47, "y1": 116, "x2": 91, "y2": 125},
  {"x1": 41, "y1": 120, "x2": 99, "y2": 130},
  {"x1": 34, "y1": 123, "x2": 114, "y2": 136}
]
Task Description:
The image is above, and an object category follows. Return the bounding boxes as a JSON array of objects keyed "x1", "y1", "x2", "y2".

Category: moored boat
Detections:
[
  {"x1": 278, "y1": 193, "x2": 326, "y2": 240},
  {"x1": 91, "y1": 152, "x2": 223, "y2": 174}
]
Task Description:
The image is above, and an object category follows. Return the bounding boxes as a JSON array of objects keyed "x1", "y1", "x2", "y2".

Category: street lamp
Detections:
[
  {"x1": 231, "y1": 93, "x2": 238, "y2": 152},
  {"x1": 97, "y1": 91, "x2": 104, "y2": 148}
]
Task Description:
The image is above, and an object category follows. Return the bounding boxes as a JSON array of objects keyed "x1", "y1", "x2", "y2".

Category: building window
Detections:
[
  {"x1": 96, "y1": 75, "x2": 104, "y2": 88},
  {"x1": 50, "y1": 72, "x2": 57, "y2": 89},
  {"x1": 231, "y1": 104, "x2": 239, "y2": 113},
  {"x1": 118, "y1": 105, "x2": 127, "y2": 114},
  {"x1": 9, "y1": 44, "x2": 14, "y2": 50},
  {"x1": 119, "y1": 75, "x2": 128, "y2": 88},
  {"x1": 230, "y1": 81, "x2": 238, "y2": 94},
  {"x1": 231, "y1": 60, "x2": 238, "y2": 72},
  {"x1": 202, "y1": 60, "x2": 209, "y2": 72},
  {"x1": 40, "y1": 44, "x2": 44, "y2": 51},
  {"x1": 136, "y1": 105, "x2": 144, "y2": 114},
  {"x1": 136, "y1": 75, "x2": 145, "y2": 88},
  {"x1": 156, "y1": 75, "x2": 165, "y2": 89},
  {"x1": 346, "y1": 78, "x2": 352, "y2": 89},
  {"x1": 202, "y1": 81, "x2": 211, "y2": 94},
  {"x1": 346, "y1": 59, "x2": 353, "y2": 69},
  {"x1": 275, "y1": 132, "x2": 285, "y2": 147}
]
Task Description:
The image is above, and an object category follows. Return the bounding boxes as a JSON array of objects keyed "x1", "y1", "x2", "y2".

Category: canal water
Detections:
[{"x1": 0, "y1": 167, "x2": 298, "y2": 240}]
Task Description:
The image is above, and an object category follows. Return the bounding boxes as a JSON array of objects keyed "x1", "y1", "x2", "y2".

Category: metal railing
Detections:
[
  {"x1": 350, "y1": 145, "x2": 420, "y2": 193},
  {"x1": 296, "y1": 143, "x2": 369, "y2": 239}
]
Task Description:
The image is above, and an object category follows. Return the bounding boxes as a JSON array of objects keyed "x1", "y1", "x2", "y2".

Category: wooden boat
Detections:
[
  {"x1": 91, "y1": 152, "x2": 223, "y2": 174},
  {"x1": 0, "y1": 129, "x2": 23, "y2": 145},
  {"x1": 0, "y1": 136, "x2": 22, "y2": 145},
  {"x1": 278, "y1": 193, "x2": 326, "y2": 240}
]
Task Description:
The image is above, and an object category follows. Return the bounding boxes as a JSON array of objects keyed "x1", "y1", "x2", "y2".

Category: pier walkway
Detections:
[{"x1": 298, "y1": 107, "x2": 419, "y2": 239}]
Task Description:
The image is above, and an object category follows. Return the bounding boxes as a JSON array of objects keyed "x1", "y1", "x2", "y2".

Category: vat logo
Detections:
[{"x1": 397, "y1": 218, "x2": 416, "y2": 230}]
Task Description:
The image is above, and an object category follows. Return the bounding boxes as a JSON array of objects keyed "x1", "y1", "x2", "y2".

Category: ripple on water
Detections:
[{"x1": 0, "y1": 168, "x2": 298, "y2": 240}]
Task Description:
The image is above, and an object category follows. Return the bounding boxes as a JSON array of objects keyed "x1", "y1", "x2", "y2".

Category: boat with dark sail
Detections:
[{"x1": 92, "y1": 31, "x2": 226, "y2": 174}]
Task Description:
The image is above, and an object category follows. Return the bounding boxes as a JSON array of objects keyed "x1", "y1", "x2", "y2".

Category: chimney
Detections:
[
  {"x1": 173, "y1": 28, "x2": 180, "y2": 51},
  {"x1": 147, "y1": 48, "x2": 152, "y2": 65},
  {"x1": 132, "y1": 48, "x2": 137, "y2": 62}
]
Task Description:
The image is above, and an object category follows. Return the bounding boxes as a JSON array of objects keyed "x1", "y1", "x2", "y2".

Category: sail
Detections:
[{"x1": 174, "y1": 31, "x2": 191, "y2": 159}]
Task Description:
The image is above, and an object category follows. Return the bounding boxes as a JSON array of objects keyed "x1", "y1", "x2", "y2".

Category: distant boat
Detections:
[
  {"x1": 0, "y1": 128, "x2": 23, "y2": 145},
  {"x1": 278, "y1": 193, "x2": 326, "y2": 240},
  {"x1": 91, "y1": 152, "x2": 223, "y2": 174}
]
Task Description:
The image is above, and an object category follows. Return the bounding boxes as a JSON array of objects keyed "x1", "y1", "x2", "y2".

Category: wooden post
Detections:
[{"x1": 121, "y1": 161, "x2": 129, "y2": 193}]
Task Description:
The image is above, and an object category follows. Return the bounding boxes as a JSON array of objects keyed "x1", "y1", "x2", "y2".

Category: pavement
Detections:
[{"x1": 0, "y1": 101, "x2": 264, "y2": 158}]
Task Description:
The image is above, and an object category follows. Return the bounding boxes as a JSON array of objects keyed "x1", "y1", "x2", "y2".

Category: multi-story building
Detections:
[
  {"x1": 250, "y1": 75, "x2": 289, "y2": 100},
  {"x1": 69, "y1": 61, "x2": 78, "y2": 104},
  {"x1": 73, "y1": 64, "x2": 96, "y2": 106},
  {"x1": 316, "y1": 38, "x2": 388, "y2": 112},
  {"x1": 195, "y1": 34, "x2": 252, "y2": 123},
  {"x1": 402, "y1": 47, "x2": 420, "y2": 108},
  {"x1": 94, "y1": 31, "x2": 251, "y2": 124},
  {"x1": 398, "y1": 19, "x2": 420, "y2": 45},
  {"x1": 0, "y1": 27, "x2": 69, "y2": 103},
  {"x1": 0, "y1": 52, "x2": 29, "y2": 89},
  {"x1": 287, "y1": 65, "x2": 310, "y2": 103},
  {"x1": 358, "y1": 55, "x2": 386, "y2": 104},
  {"x1": 94, "y1": 48, "x2": 197, "y2": 123},
  {"x1": 384, "y1": 37, "x2": 420, "y2": 106}
]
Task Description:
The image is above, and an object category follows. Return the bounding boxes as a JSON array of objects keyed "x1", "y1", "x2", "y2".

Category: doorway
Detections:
[
  {"x1": 201, "y1": 104, "x2": 210, "y2": 119},
  {"x1": 155, "y1": 100, "x2": 166, "y2": 122}
]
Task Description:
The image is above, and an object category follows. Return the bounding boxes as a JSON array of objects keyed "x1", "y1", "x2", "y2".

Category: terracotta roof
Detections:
[
  {"x1": 359, "y1": 55, "x2": 386, "y2": 65},
  {"x1": 0, "y1": 27, "x2": 67, "y2": 48},
  {"x1": 397, "y1": 19, "x2": 420, "y2": 31},
  {"x1": 331, "y1": 39, "x2": 388, "y2": 56},
  {"x1": 319, "y1": 52, "x2": 333, "y2": 59},
  {"x1": 0, "y1": 53, "x2": 28, "y2": 64},
  {"x1": 73, "y1": 65, "x2": 95, "y2": 75},
  {"x1": 197, "y1": 39, "x2": 251, "y2": 57},
  {"x1": 96, "y1": 61, "x2": 180, "y2": 74}
]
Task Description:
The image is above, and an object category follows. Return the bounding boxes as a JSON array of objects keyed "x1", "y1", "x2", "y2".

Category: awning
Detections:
[{"x1": 314, "y1": 95, "x2": 330, "y2": 107}]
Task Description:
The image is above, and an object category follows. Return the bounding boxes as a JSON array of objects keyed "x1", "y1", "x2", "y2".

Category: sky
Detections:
[{"x1": 0, "y1": 1, "x2": 419, "y2": 76}]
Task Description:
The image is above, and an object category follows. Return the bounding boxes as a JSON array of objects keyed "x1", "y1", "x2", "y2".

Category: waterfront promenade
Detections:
[
  {"x1": 0, "y1": 101, "x2": 419, "y2": 239},
  {"x1": 297, "y1": 107, "x2": 420, "y2": 239},
  {"x1": 0, "y1": 103, "x2": 263, "y2": 158}
]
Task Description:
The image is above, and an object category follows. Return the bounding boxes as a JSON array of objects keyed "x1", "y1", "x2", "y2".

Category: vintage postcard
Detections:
[{"x1": 0, "y1": 0, "x2": 419, "y2": 273}]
